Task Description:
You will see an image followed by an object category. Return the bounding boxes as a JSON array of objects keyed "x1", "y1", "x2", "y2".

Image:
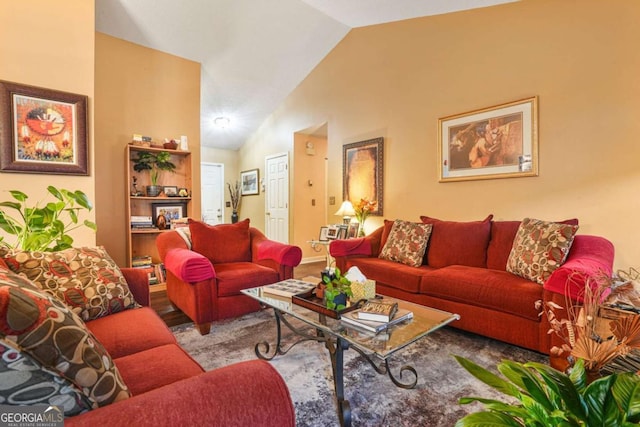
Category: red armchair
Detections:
[{"x1": 156, "y1": 219, "x2": 302, "y2": 334}]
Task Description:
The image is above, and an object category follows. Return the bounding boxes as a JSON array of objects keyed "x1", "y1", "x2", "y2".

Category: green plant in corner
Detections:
[
  {"x1": 0, "y1": 186, "x2": 97, "y2": 251},
  {"x1": 454, "y1": 355, "x2": 640, "y2": 427},
  {"x1": 323, "y1": 267, "x2": 353, "y2": 310}
]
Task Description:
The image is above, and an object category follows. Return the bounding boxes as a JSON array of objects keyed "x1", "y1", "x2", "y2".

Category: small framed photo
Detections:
[
  {"x1": 163, "y1": 186, "x2": 178, "y2": 197},
  {"x1": 319, "y1": 226, "x2": 329, "y2": 241},
  {"x1": 326, "y1": 225, "x2": 340, "y2": 240},
  {"x1": 347, "y1": 223, "x2": 359, "y2": 239},
  {"x1": 337, "y1": 225, "x2": 348, "y2": 239},
  {"x1": 152, "y1": 202, "x2": 187, "y2": 227},
  {"x1": 240, "y1": 168, "x2": 259, "y2": 196}
]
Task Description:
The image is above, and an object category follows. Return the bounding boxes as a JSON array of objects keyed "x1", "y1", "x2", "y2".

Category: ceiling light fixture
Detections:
[{"x1": 213, "y1": 116, "x2": 231, "y2": 129}]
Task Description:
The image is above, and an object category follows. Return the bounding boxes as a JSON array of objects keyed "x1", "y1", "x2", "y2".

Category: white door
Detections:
[
  {"x1": 265, "y1": 153, "x2": 289, "y2": 243},
  {"x1": 201, "y1": 162, "x2": 224, "y2": 225}
]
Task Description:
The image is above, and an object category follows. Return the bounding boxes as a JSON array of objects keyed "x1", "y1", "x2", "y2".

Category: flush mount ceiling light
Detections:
[{"x1": 213, "y1": 116, "x2": 231, "y2": 129}]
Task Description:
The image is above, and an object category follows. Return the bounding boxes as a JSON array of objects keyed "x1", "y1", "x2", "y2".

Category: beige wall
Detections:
[
  {"x1": 0, "y1": 0, "x2": 96, "y2": 247},
  {"x1": 200, "y1": 146, "x2": 239, "y2": 223},
  {"x1": 95, "y1": 33, "x2": 201, "y2": 266},
  {"x1": 244, "y1": 0, "x2": 640, "y2": 270}
]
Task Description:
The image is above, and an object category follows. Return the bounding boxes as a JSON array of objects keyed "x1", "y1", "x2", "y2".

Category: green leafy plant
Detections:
[
  {"x1": 322, "y1": 267, "x2": 353, "y2": 310},
  {"x1": 454, "y1": 355, "x2": 640, "y2": 427},
  {"x1": 132, "y1": 150, "x2": 176, "y2": 186},
  {"x1": 0, "y1": 186, "x2": 97, "y2": 251}
]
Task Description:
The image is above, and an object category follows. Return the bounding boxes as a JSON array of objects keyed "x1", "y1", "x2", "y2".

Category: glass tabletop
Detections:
[{"x1": 242, "y1": 286, "x2": 460, "y2": 359}]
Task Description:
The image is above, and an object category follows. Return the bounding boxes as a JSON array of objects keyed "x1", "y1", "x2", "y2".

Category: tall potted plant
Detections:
[
  {"x1": 0, "y1": 186, "x2": 97, "y2": 251},
  {"x1": 132, "y1": 151, "x2": 176, "y2": 196}
]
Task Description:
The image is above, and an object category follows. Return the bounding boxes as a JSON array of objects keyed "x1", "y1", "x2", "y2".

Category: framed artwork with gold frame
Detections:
[{"x1": 342, "y1": 137, "x2": 383, "y2": 216}]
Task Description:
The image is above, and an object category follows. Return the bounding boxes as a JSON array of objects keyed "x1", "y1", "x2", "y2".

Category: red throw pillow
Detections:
[
  {"x1": 419, "y1": 215, "x2": 493, "y2": 268},
  {"x1": 189, "y1": 219, "x2": 251, "y2": 264}
]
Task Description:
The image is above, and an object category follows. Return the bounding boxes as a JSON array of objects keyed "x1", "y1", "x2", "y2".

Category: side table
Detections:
[{"x1": 308, "y1": 240, "x2": 332, "y2": 268}]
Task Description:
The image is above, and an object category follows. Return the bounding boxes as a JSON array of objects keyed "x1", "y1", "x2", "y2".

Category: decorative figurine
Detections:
[
  {"x1": 156, "y1": 214, "x2": 167, "y2": 230},
  {"x1": 131, "y1": 176, "x2": 143, "y2": 196}
]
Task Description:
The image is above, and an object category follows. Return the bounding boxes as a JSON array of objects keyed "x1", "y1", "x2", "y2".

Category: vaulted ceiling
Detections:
[{"x1": 96, "y1": 0, "x2": 517, "y2": 150}]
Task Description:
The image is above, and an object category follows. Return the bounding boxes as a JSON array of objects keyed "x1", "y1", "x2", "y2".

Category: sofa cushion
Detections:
[
  {"x1": 214, "y1": 262, "x2": 280, "y2": 297},
  {"x1": 0, "y1": 267, "x2": 131, "y2": 411},
  {"x1": 86, "y1": 307, "x2": 177, "y2": 359},
  {"x1": 0, "y1": 340, "x2": 90, "y2": 416},
  {"x1": 113, "y1": 344, "x2": 203, "y2": 396},
  {"x1": 379, "y1": 220, "x2": 432, "y2": 267},
  {"x1": 344, "y1": 257, "x2": 435, "y2": 294},
  {"x1": 420, "y1": 215, "x2": 493, "y2": 268},
  {"x1": 420, "y1": 265, "x2": 543, "y2": 321},
  {"x1": 189, "y1": 219, "x2": 251, "y2": 264},
  {"x1": 0, "y1": 246, "x2": 139, "y2": 321},
  {"x1": 506, "y1": 218, "x2": 579, "y2": 285},
  {"x1": 487, "y1": 219, "x2": 579, "y2": 271}
]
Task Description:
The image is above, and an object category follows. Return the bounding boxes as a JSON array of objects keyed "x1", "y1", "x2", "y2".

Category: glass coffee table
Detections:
[{"x1": 242, "y1": 286, "x2": 460, "y2": 427}]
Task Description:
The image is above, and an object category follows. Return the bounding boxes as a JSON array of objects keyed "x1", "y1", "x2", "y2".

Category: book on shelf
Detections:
[
  {"x1": 341, "y1": 307, "x2": 413, "y2": 334},
  {"x1": 357, "y1": 300, "x2": 399, "y2": 322},
  {"x1": 132, "y1": 255, "x2": 152, "y2": 268},
  {"x1": 262, "y1": 279, "x2": 317, "y2": 298}
]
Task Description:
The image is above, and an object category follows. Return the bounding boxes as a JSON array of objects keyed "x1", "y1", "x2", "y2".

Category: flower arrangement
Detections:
[
  {"x1": 227, "y1": 181, "x2": 241, "y2": 213},
  {"x1": 539, "y1": 269, "x2": 640, "y2": 374},
  {"x1": 353, "y1": 198, "x2": 377, "y2": 237}
]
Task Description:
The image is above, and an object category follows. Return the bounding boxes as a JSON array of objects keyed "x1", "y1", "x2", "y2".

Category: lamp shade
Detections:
[{"x1": 334, "y1": 200, "x2": 355, "y2": 217}]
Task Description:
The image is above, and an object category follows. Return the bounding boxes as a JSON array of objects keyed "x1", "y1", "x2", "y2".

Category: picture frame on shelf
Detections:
[
  {"x1": 0, "y1": 80, "x2": 89, "y2": 175},
  {"x1": 319, "y1": 226, "x2": 329, "y2": 241},
  {"x1": 152, "y1": 202, "x2": 187, "y2": 227},
  {"x1": 438, "y1": 96, "x2": 538, "y2": 182},
  {"x1": 347, "y1": 223, "x2": 359, "y2": 239},
  {"x1": 343, "y1": 137, "x2": 384, "y2": 216},
  {"x1": 337, "y1": 225, "x2": 348, "y2": 239},
  {"x1": 240, "y1": 168, "x2": 259, "y2": 195},
  {"x1": 326, "y1": 225, "x2": 340, "y2": 240},
  {"x1": 163, "y1": 186, "x2": 178, "y2": 197}
]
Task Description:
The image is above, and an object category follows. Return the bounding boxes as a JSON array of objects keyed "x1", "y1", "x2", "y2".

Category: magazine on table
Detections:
[
  {"x1": 341, "y1": 308, "x2": 413, "y2": 334},
  {"x1": 262, "y1": 279, "x2": 317, "y2": 298}
]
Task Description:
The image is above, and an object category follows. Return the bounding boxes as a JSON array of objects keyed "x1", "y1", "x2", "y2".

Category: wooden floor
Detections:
[{"x1": 151, "y1": 260, "x2": 326, "y2": 328}]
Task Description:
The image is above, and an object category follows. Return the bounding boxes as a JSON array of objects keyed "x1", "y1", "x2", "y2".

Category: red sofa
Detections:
[
  {"x1": 330, "y1": 217, "x2": 614, "y2": 366},
  {"x1": 156, "y1": 219, "x2": 302, "y2": 334},
  {"x1": 0, "y1": 256, "x2": 295, "y2": 426}
]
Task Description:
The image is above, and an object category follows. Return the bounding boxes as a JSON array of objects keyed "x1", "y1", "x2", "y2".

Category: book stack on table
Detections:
[{"x1": 340, "y1": 300, "x2": 413, "y2": 334}]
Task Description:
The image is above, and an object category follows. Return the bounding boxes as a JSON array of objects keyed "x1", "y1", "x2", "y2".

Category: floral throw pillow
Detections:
[
  {"x1": 0, "y1": 267, "x2": 131, "y2": 413},
  {"x1": 506, "y1": 218, "x2": 579, "y2": 285},
  {"x1": 378, "y1": 220, "x2": 433, "y2": 267},
  {"x1": 0, "y1": 246, "x2": 139, "y2": 321}
]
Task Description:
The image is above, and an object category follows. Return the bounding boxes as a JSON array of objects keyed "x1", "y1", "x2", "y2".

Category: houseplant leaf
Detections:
[{"x1": 455, "y1": 356, "x2": 521, "y2": 398}]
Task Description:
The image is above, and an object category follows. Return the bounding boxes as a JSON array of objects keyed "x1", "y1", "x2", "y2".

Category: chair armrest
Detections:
[
  {"x1": 255, "y1": 240, "x2": 302, "y2": 267},
  {"x1": 121, "y1": 267, "x2": 150, "y2": 307},
  {"x1": 543, "y1": 234, "x2": 615, "y2": 301},
  {"x1": 164, "y1": 248, "x2": 215, "y2": 283},
  {"x1": 66, "y1": 360, "x2": 295, "y2": 427}
]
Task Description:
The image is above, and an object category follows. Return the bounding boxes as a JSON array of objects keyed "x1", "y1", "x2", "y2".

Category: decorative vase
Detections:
[
  {"x1": 231, "y1": 211, "x2": 239, "y2": 223},
  {"x1": 146, "y1": 185, "x2": 162, "y2": 197},
  {"x1": 315, "y1": 283, "x2": 326, "y2": 299},
  {"x1": 357, "y1": 222, "x2": 365, "y2": 237},
  {"x1": 331, "y1": 292, "x2": 348, "y2": 308}
]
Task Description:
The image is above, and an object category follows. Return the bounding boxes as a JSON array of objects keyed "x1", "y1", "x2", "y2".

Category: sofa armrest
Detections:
[
  {"x1": 66, "y1": 360, "x2": 295, "y2": 427},
  {"x1": 329, "y1": 238, "x2": 372, "y2": 257},
  {"x1": 121, "y1": 267, "x2": 151, "y2": 307},
  {"x1": 164, "y1": 248, "x2": 216, "y2": 283},
  {"x1": 543, "y1": 234, "x2": 615, "y2": 301}
]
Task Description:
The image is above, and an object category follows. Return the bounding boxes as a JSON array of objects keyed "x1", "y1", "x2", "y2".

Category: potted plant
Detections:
[
  {"x1": 0, "y1": 186, "x2": 97, "y2": 251},
  {"x1": 454, "y1": 355, "x2": 640, "y2": 426},
  {"x1": 132, "y1": 150, "x2": 176, "y2": 197},
  {"x1": 322, "y1": 267, "x2": 353, "y2": 310}
]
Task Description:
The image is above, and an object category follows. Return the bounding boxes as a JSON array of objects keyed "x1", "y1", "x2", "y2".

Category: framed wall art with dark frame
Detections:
[
  {"x1": 342, "y1": 137, "x2": 384, "y2": 216},
  {"x1": 438, "y1": 96, "x2": 538, "y2": 182},
  {"x1": 152, "y1": 202, "x2": 187, "y2": 227},
  {"x1": 240, "y1": 168, "x2": 259, "y2": 195},
  {"x1": 0, "y1": 80, "x2": 88, "y2": 175}
]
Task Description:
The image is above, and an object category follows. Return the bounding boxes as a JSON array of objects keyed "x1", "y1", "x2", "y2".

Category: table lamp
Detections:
[{"x1": 334, "y1": 200, "x2": 355, "y2": 225}]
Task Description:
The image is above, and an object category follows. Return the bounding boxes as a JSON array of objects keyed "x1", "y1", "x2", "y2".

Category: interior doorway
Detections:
[
  {"x1": 265, "y1": 153, "x2": 290, "y2": 243},
  {"x1": 201, "y1": 162, "x2": 224, "y2": 225}
]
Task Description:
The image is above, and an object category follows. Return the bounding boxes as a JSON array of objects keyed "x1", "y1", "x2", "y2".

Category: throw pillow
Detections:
[
  {"x1": 0, "y1": 246, "x2": 139, "y2": 321},
  {"x1": 378, "y1": 220, "x2": 432, "y2": 267},
  {"x1": 189, "y1": 218, "x2": 252, "y2": 264},
  {"x1": 0, "y1": 267, "x2": 131, "y2": 413},
  {"x1": 506, "y1": 218, "x2": 579, "y2": 285},
  {"x1": 419, "y1": 215, "x2": 493, "y2": 268}
]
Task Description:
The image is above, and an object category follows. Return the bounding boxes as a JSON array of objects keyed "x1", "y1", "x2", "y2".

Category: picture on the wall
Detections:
[
  {"x1": 241, "y1": 168, "x2": 259, "y2": 195},
  {"x1": 438, "y1": 96, "x2": 538, "y2": 182},
  {"x1": 343, "y1": 137, "x2": 383, "y2": 216},
  {"x1": 0, "y1": 80, "x2": 88, "y2": 175}
]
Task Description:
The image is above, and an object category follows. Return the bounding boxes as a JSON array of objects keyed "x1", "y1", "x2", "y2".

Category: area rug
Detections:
[{"x1": 172, "y1": 309, "x2": 546, "y2": 426}]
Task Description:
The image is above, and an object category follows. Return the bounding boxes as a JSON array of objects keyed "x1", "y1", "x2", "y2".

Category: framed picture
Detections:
[
  {"x1": 337, "y1": 225, "x2": 348, "y2": 239},
  {"x1": 347, "y1": 223, "x2": 359, "y2": 239},
  {"x1": 0, "y1": 80, "x2": 88, "y2": 175},
  {"x1": 152, "y1": 202, "x2": 187, "y2": 227},
  {"x1": 438, "y1": 97, "x2": 538, "y2": 182},
  {"x1": 319, "y1": 226, "x2": 329, "y2": 241},
  {"x1": 326, "y1": 225, "x2": 340, "y2": 240},
  {"x1": 240, "y1": 168, "x2": 259, "y2": 195},
  {"x1": 343, "y1": 137, "x2": 383, "y2": 216},
  {"x1": 163, "y1": 186, "x2": 178, "y2": 197}
]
